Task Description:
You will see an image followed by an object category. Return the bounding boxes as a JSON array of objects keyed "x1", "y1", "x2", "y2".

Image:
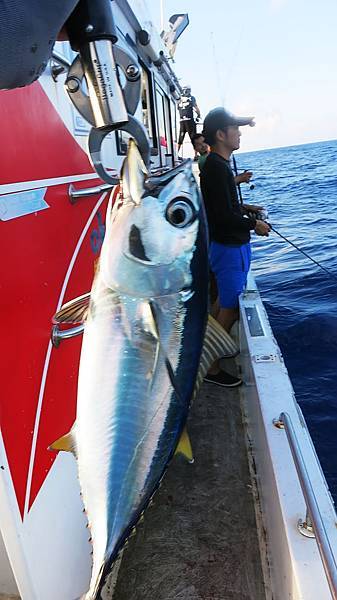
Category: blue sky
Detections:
[{"x1": 146, "y1": 0, "x2": 337, "y2": 151}]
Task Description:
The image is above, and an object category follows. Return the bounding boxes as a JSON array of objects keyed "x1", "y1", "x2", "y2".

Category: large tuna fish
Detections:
[{"x1": 51, "y1": 141, "x2": 237, "y2": 599}]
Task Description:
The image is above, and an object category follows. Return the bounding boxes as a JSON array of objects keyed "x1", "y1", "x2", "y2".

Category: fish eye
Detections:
[{"x1": 165, "y1": 197, "x2": 197, "y2": 228}]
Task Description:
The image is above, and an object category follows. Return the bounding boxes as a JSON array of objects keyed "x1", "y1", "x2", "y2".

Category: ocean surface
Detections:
[{"x1": 239, "y1": 139, "x2": 337, "y2": 502}]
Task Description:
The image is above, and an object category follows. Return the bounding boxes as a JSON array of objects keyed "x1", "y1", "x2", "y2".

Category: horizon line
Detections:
[{"x1": 239, "y1": 137, "x2": 337, "y2": 155}]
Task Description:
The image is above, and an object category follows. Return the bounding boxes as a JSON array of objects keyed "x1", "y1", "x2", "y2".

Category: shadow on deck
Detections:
[{"x1": 112, "y1": 379, "x2": 266, "y2": 600}]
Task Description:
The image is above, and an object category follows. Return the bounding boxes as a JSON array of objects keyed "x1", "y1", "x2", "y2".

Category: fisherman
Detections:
[
  {"x1": 192, "y1": 133, "x2": 209, "y2": 172},
  {"x1": 200, "y1": 107, "x2": 270, "y2": 387},
  {"x1": 178, "y1": 85, "x2": 201, "y2": 159},
  {"x1": 192, "y1": 133, "x2": 254, "y2": 187}
]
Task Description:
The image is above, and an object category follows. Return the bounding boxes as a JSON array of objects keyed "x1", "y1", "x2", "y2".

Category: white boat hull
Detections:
[{"x1": 239, "y1": 274, "x2": 337, "y2": 599}]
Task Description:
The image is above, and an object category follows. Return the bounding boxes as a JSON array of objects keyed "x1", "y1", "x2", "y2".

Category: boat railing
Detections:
[
  {"x1": 51, "y1": 324, "x2": 84, "y2": 348},
  {"x1": 275, "y1": 411, "x2": 337, "y2": 599},
  {"x1": 68, "y1": 182, "x2": 114, "y2": 203}
]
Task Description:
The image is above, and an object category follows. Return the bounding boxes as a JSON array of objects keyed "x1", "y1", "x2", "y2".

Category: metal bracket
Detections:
[
  {"x1": 242, "y1": 289, "x2": 259, "y2": 299},
  {"x1": 51, "y1": 324, "x2": 84, "y2": 348},
  {"x1": 51, "y1": 63, "x2": 67, "y2": 82},
  {"x1": 68, "y1": 182, "x2": 113, "y2": 203},
  {"x1": 65, "y1": 45, "x2": 141, "y2": 127},
  {"x1": 273, "y1": 417, "x2": 285, "y2": 429},
  {"x1": 88, "y1": 116, "x2": 150, "y2": 184},
  {"x1": 253, "y1": 354, "x2": 278, "y2": 363},
  {"x1": 297, "y1": 516, "x2": 315, "y2": 538},
  {"x1": 65, "y1": 43, "x2": 149, "y2": 184}
]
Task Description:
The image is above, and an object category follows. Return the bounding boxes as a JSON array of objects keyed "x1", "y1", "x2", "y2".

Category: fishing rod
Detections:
[
  {"x1": 232, "y1": 155, "x2": 254, "y2": 205},
  {"x1": 232, "y1": 155, "x2": 243, "y2": 204},
  {"x1": 268, "y1": 225, "x2": 337, "y2": 283},
  {"x1": 232, "y1": 155, "x2": 337, "y2": 283}
]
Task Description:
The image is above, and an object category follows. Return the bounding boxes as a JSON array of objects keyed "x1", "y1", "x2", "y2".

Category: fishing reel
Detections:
[
  {"x1": 65, "y1": 0, "x2": 150, "y2": 183},
  {"x1": 246, "y1": 209, "x2": 269, "y2": 223},
  {"x1": 256, "y1": 209, "x2": 269, "y2": 222}
]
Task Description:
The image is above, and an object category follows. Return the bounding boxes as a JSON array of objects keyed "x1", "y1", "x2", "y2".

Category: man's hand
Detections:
[
  {"x1": 57, "y1": 27, "x2": 69, "y2": 41},
  {"x1": 243, "y1": 203, "x2": 264, "y2": 213},
  {"x1": 235, "y1": 170, "x2": 253, "y2": 184},
  {"x1": 254, "y1": 220, "x2": 270, "y2": 236}
]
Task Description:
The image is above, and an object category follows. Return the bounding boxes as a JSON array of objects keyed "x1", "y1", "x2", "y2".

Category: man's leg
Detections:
[
  {"x1": 208, "y1": 306, "x2": 238, "y2": 374},
  {"x1": 209, "y1": 243, "x2": 242, "y2": 332},
  {"x1": 205, "y1": 244, "x2": 243, "y2": 386},
  {"x1": 178, "y1": 122, "x2": 186, "y2": 153},
  {"x1": 210, "y1": 243, "x2": 249, "y2": 334},
  {"x1": 209, "y1": 269, "x2": 219, "y2": 318},
  {"x1": 216, "y1": 307, "x2": 239, "y2": 333},
  {"x1": 187, "y1": 120, "x2": 198, "y2": 160},
  {"x1": 206, "y1": 304, "x2": 241, "y2": 384}
]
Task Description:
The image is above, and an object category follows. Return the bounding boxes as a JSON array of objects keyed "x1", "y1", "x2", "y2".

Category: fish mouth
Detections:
[{"x1": 128, "y1": 225, "x2": 151, "y2": 262}]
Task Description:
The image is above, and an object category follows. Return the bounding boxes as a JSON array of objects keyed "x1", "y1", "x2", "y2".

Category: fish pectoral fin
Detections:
[
  {"x1": 175, "y1": 427, "x2": 194, "y2": 463},
  {"x1": 194, "y1": 315, "x2": 239, "y2": 395},
  {"x1": 148, "y1": 301, "x2": 185, "y2": 402},
  {"x1": 53, "y1": 293, "x2": 91, "y2": 324},
  {"x1": 119, "y1": 299, "x2": 159, "y2": 345},
  {"x1": 49, "y1": 430, "x2": 77, "y2": 457},
  {"x1": 142, "y1": 301, "x2": 160, "y2": 341}
]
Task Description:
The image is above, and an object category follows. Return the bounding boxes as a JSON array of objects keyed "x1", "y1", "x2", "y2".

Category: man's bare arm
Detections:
[{"x1": 194, "y1": 103, "x2": 201, "y2": 119}]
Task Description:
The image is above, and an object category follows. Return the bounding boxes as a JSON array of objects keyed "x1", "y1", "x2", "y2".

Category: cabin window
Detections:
[
  {"x1": 141, "y1": 68, "x2": 154, "y2": 141},
  {"x1": 155, "y1": 85, "x2": 174, "y2": 166},
  {"x1": 115, "y1": 63, "x2": 158, "y2": 156},
  {"x1": 156, "y1": 89, "x2": 167, "y2": 151},
  {"x1": 170, "y1": 99, "x2": 178, "y2": 145}
]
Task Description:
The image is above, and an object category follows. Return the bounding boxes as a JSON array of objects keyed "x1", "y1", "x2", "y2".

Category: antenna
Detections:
[
  {"x1": 210, "y1": 31, "x2": 225, "y2": 107},
  {"x1": 160, "y1": 0, "x2": 165, "y2": 33}
]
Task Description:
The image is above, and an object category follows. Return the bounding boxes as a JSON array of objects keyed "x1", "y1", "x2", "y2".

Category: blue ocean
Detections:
[{"x1": 239, "y1": 139, "x2": 337, "y2": 501}]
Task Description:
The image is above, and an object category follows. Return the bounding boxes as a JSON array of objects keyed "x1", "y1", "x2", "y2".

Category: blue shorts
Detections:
[{"x1": 209, "y1": 242, "x2": 251, "y2": 309}]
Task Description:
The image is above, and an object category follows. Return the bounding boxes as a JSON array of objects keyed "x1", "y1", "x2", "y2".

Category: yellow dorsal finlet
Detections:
[
  {"x1": 49, "y1": 431, "x2": 77, "y2": 457},
  {"x1": 175, "y1": 427, "x2": 194, "y2": 463}
]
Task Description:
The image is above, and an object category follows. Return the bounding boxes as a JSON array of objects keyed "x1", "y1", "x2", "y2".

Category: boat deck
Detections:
[
  {"x1": 0, "y1": 373, "x2": 267, "y2": 600},
  {"x1": 112, "y1": 371, "x2": 267, "y2": 600}
]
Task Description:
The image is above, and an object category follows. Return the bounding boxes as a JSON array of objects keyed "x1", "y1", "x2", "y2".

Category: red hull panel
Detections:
[
  {"x1": 0, "y1": 82, "x2": 115, "y2": 517},
  {"x1": 0, "y1": 83, "x2": 92, "y2": 184}
]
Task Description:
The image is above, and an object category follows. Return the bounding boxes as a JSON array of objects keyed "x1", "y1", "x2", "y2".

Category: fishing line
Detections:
[
  {"x1": 210, "y1": 0, "x2": 253, "y2": 108},
  {"x1": 267, "y1": 225, "x2": 337, "y2": 283},
  {"x1": 232, "y1": 155, "x2": 337, "y2": 283}
]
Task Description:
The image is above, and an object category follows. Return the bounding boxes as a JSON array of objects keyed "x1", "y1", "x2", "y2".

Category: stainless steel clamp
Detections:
[{"x1": 65, "y1": 0, "x2": 150, "y2": 183}]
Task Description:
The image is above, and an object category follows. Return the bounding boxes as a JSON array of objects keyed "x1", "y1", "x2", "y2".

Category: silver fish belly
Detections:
[
  {"x1": 77, "y1": 283, "x2": 202, "y2": 598},
  {"x1": 52, "y1": 141, "x2": 209, "y2": 600}
]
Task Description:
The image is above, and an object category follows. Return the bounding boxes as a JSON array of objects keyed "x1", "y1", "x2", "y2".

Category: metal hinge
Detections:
[{"x1": 253, "y1": 353, "x2": 279, "y2": 363}]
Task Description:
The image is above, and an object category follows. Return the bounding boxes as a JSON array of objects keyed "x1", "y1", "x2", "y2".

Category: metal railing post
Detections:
[{"x1": 275, "y1": 412, "x2": 337, "y2": 599}]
